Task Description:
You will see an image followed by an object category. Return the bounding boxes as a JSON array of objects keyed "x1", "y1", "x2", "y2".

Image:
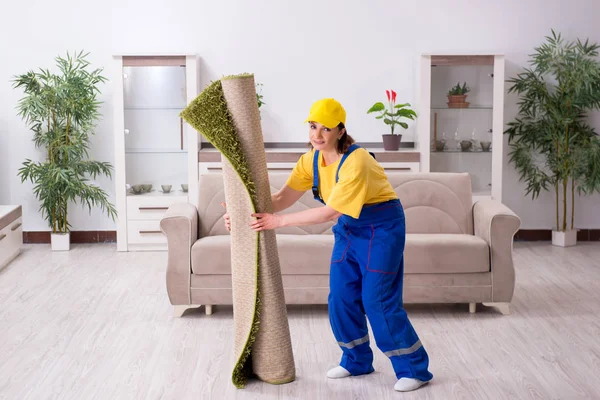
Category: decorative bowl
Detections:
[
  {"x1": 435, "y1": 140, "x2": 446, "y2": 151},
  {"x1": 131, "y1": 185, "x2": 144, "y2": 194},
  {"x1": 460, "y1": 140, "x2": 473, "y2": 152}
]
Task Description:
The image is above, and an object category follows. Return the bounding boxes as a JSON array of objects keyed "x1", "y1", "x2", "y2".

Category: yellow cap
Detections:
[{"x1": 304, "y1": 98, "x2": 346, "y2": 128}]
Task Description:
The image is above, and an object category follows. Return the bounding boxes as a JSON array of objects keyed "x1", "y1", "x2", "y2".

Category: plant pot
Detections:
[
  {"x1": 51, "y1": 232, "x2": 70, "y2": 251},
  {"x1": 382, "y1": 134, "x2": 402, "y2": 151},
  {"x1": 447, "y1": 95, "x2": 470, "y2": 108},
  {"x1": 552, "y1": 229, "x2": 577, "y2": 247}
]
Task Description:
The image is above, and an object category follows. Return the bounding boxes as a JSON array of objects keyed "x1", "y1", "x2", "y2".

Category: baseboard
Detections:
[
  {"x1": 23, "y1": 231, "x2": 117, "y2": 244},
  {"x1": 515, "y1": 229, "x2": 600, "y2": 241},
  {"x1": 22, "y1": 229, "x2": 600, "y2": 244}
]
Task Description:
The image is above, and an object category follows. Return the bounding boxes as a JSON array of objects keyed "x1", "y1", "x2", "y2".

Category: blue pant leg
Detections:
[
  {"x1": 328, "y1": 221, "x2": 374, "y2": 376},
  {"x1": 357, "y1": 219, "x2": 433, "y2": 381}
]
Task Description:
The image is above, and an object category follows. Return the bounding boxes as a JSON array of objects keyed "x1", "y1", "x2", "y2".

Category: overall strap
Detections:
[
  {"x1": 312, "y1": 149, "x2": 325, "y2": 204},
  {"x1": 335, "y1": 144, "x2": 361, "y2": 183},
  {"x1": 312, "y1": 144, "x2": 370, "y2": 204}
]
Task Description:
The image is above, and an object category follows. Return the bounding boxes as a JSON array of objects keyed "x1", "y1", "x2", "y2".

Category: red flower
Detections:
[
  {"x1": 386, "y1": 90, "x2": 390, "y2": 101},
  {"x1": 392, "y1": 90, "x2": 397, "y2": 102}
]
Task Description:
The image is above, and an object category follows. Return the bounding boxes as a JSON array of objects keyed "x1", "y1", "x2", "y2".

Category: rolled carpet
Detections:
[{"x1": 180, "y1": 74, "x2": 295, "y2": 388}]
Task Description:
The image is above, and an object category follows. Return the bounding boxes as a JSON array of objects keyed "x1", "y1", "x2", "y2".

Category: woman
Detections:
[{"x1": 223, "y1": 98, "x2": 433, "y2": 392}]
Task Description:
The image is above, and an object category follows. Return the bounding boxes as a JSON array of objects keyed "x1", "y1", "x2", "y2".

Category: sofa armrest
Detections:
[
  {"x1": 160, "y1": 203, "x2": 199, "y2": 305},
  {"x1": 473, "y1": 200, "x2": 521, "y2": 302}
]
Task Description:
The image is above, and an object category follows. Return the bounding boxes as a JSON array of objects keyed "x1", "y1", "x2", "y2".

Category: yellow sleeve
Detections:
[
  {"x1": 285, "y1": 151, "x2": 313, "y2": 192},
  {"x1": 326, "y1": 153, "x2": 369, "y2": 219}
]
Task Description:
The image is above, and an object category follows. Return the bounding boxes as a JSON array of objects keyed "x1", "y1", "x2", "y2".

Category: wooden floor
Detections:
[{"x1": 1, "y1": 242, "x2": 599, "y2": 399}]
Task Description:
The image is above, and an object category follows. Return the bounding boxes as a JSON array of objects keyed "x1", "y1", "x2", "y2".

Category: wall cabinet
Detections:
[
  {"x1": 113, "y1": 55, "x2": 199, "y2": 251},
  {"x1": 418, "y1": 54, "x2": 505, "y2": 202}
]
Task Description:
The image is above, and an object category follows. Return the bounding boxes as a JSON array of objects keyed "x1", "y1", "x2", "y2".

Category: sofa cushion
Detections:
[
  {"x1": 192, "y1": 234, "x2": 335, "y2": 275},
  {"x1": 404, "y1": 234, "x2": 489, "y2": 274},
  {"x1": 192, "y1": 232, "x2": 488, "y2": 276}
]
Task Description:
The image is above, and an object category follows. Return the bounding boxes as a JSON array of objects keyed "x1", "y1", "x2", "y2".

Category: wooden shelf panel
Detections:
[
  {"x1": 199, "y1": 148, "x2": 420, "y2": 163},
  {"x1": 431, "y1": 55, "x2": 494, "y2": 66}
]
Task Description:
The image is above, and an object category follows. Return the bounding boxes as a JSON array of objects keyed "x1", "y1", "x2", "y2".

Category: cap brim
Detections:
[{"x1": 304, "y1": 116, "x2": 339, "y2": 129}]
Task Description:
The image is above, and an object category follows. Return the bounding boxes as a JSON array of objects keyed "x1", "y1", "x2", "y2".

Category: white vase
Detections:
[
  {"x1": 552, "y1": 229, "x2": 577, "y2": 247},
  {"x1": 51, "y1": 232, "x2": 70, "y2": 251}
]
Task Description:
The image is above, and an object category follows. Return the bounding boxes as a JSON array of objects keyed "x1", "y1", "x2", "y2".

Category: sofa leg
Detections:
[
  {"x1": 173, "y1": 304, "x2": 202, "y2": 318},
  {"x1": 482, "y1": 302, "x2": 511, "y2": 315},
  {"x1": 205, "y1": 305, "x2": 213, "y2": 315},
  {"x1": 469, "y1": 303, "x2": 476, "y2": 313}
]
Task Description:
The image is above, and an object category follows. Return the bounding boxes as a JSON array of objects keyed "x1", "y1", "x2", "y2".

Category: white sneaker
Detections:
[
  {"x1": 327, "y1": 366, "x2": 351, "y2": 379},
  {"x1": 394, "y1": 378, "x2": 429, "y2": 392}
]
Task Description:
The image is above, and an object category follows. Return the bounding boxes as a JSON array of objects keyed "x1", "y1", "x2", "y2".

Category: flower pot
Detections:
[
  {"x1": 447, "y1": 95, "x2": 470, "y2": 108},
  {"x1": 552, "y1": 229, "x2": 577, "y2": 247},
  {"x1": 382, "y1": 134, "x2": 402, "y2": 151},
  {"x1": 51, "y1": 232, "x2": 70, "y2": 251}
]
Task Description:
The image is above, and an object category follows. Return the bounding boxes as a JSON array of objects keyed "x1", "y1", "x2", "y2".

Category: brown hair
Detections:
[{"x1": 308, "y1": 123, "x2": 356, "y2": 154}]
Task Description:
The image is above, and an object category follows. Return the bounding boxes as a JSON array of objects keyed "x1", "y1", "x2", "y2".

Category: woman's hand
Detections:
[
  {"x1": 250, "y1": 212, "x2": 283, "y2": 231},
  {"x1": 221, "y1": 202, "x2": 231, "y2": 232}
]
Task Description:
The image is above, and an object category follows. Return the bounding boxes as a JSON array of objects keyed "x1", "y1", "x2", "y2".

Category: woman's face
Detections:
[{"x1": 308, "y1": 121, "x2": 345, "y2": 152}]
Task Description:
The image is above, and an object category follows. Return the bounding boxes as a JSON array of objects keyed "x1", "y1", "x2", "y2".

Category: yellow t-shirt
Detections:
[{"x1": 285, "y1": 147, "x2": 398, "y2": 218}]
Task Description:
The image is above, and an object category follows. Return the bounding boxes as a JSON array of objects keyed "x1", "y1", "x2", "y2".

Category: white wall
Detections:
[{"x1": 1, "y1": 0, "x2": 599, "y2": 230}]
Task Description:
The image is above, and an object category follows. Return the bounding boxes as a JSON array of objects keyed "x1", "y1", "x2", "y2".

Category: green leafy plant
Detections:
[
  {"x1": 367, "y1": 89, "x2": 417, "y2": 135},
  {"x1": 256, "y1": 82, "x2": 265, "y2": 109},
  {"x1": 448, "y1": 82, "x2": 470, "y2": 96},
  {"x1": 13, "y1": 51, "x2": 117, "y2": 234},
  {"x1": 504, "y1": 30, "x2": 600, "y2": 232}
]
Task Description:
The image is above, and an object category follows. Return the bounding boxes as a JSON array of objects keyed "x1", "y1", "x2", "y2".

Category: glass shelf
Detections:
[
  {"x1": 126, "y1": 190, "x2": 188, "y2": 197},
  {"x1": 125, "y1": 148, "x2": 187, "y2": 154},
  {"x1": 124, "y1": 107, "x2": 184, "y2": 110},
  {"x1": 431, "y1": 149, "x2": 493, "y2": 153},
  {"x1": 431, "y1": 106, "x2": 493, "y2": 110}
]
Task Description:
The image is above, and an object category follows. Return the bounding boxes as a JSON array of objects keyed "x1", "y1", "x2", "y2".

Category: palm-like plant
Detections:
[
  {"x1": 504, "y1": 30, "x2": 600, "y2": 233},
  {"x1": 13, "y1": 51, "x2": 117, "y2": 234}
]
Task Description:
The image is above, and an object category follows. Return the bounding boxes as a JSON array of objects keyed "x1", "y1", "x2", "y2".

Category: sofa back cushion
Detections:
[
  {"x1": 197, "y1": 172, "x2": 335, "y2": 237},
  {"x1": 197, "y1": 173, "x2": 230, "y2": 237},
  {"x1": 197, "y1": 171, "x2": 473, "y2": 237},
  {"x1": 388, "y1": 172, "x2": 473, "y2": 235}
]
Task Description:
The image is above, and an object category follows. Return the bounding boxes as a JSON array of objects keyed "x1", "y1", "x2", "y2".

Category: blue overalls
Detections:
[{"x1": 313, "y1": 144, "x2": 433, "y2": 382}]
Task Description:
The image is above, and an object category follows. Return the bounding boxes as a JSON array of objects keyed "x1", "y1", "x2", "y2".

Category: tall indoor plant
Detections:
[
  {"x1": 367, "y1": 89, "x2": 417, "y2": 150},
  {"x1": 504, "y1": 30, "x2": 600, "y2": 247},
  {"x1": 13, "y1": 51, "x2": 117, "y2": 250}
]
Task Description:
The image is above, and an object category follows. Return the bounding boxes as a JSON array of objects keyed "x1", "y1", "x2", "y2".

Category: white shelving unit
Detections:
[
  {"x1": 113, "y1": 54, "x2": 199, "y2": 251},
  {"x1": 0, "y1": 205, "x2": 22, "y2": 270},
  {"x1": 417, "y1": 54, "x2": 505, "y2": 202}
]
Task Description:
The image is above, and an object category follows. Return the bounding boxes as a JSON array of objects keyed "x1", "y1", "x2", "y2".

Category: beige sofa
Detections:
[{"x1": 160, "y1": 172, "x2": 521, "y2": 317}]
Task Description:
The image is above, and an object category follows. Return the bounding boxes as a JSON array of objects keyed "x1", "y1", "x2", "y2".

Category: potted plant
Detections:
[
  {"x1": 504, "y1": 30, "x2": 600, "y2": 247},
  {"x1": 13, "y1": 51, "x2": 117, "y2": 251},
  {"x1": 256, "y1": 82, "x2": 266, "y2": 120},
  {"x1": 367, "y1": 90, "x2": 417, "y2": 151},
  {"x1": 447, "y1": 82, "x2": 470, "y2": 108},
  {"x1": 256, "y1": 82, "x2": 265, "y2": 109}
]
